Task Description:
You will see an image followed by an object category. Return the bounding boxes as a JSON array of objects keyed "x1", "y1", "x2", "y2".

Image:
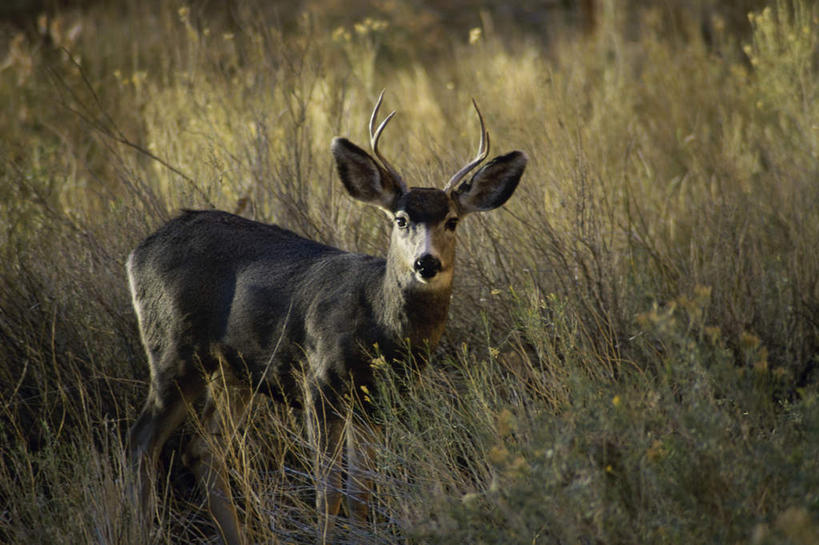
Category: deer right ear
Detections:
[
  {"x1": 332, "y1": 137, "x2": 403, "y2": 212},
  {"x1": 452, "y1": 151, "x2": 527, "y2": 214}
]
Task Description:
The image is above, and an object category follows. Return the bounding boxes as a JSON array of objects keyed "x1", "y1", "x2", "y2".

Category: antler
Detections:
[
  {"x1": 369, "y1": 90, "x2": 408, "y2": 193},
  {"x1": 443, "y1": 98, "x2": 491, "y2": 193}
]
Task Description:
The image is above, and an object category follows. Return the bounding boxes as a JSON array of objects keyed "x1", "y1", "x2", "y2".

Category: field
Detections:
[{"x1": 1, "y1": 1, "x2": 818, "y2": 543}]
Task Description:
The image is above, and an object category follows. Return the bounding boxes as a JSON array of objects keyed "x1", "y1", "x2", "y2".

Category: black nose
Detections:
[{"x1": 414, "y1": 254, "x2": 442, "y2": 279}]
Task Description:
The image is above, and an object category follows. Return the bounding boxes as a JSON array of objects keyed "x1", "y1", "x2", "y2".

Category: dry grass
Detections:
[{"x1": 1, "y1": 1, "x2": 818, "y2": 543}]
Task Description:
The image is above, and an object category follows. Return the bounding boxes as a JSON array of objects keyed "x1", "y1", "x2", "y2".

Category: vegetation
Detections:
[{"x1": 1, "y1": 1, "x2": 817, "y2": 543}]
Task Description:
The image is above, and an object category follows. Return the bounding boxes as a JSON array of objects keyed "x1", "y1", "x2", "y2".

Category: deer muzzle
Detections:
[{"x1": 414, "y1": 254, "x2": 442, "y2": 279}]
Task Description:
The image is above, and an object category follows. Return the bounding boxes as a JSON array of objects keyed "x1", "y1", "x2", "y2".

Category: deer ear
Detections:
[
  {"x1": 452, "y1": 151, "x2": 527, "y2": 214},
  {"x1": 332, "y1": 137, "x2": 403, "y2": 212}
]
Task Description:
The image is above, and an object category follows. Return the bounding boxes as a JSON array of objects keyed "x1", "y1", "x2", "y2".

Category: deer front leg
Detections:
[
  {"x1": 306, "y1": 390, "x2": 345, "y2": 543},
  {"x1": 346, "y1": 422, "x2": 381, "y2": 524}
]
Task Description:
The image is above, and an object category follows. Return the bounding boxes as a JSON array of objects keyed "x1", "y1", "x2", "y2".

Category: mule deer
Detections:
[{"x1": 127, "y1": 92, "x2": 526, "y2": 544}]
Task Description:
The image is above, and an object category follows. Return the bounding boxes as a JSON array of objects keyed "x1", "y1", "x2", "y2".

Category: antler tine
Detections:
[
  {"x1": 368, "y1": 90, "x2": 387, "y2": 143},
  {"x1": 443, "y1": 98, "x2": 491, "y2": 193},
  {"x1": 369, "y1": 90, "x2": 407, "y2": 193}
]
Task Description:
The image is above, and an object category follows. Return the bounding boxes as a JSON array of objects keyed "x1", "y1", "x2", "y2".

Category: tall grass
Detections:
[{"x1": 1, "y1": 1, "x2": 817, "y2": 543}]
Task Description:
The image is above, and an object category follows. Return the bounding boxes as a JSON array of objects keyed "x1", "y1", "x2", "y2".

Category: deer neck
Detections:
[{"x1": 378, "y1": 256, "x2": 452, "y2": 350}]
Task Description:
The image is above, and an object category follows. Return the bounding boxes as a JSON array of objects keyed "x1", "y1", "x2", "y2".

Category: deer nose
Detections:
[{"x1": 414, "y1": 254, "x2": 442, "y2": 279}]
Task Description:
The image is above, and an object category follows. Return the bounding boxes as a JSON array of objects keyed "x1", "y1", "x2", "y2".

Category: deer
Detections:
[{"x1": 126, "y1": 92, "x2": 527, "y2": 545}]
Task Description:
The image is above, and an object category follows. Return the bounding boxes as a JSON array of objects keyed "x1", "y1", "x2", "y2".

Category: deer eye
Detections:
[
  {"x1": 395, "y1": 216, "x2": 408, "y2": 229},
  {"x1": 445, "y1": 218, "x2": 459, "y2": 231}
]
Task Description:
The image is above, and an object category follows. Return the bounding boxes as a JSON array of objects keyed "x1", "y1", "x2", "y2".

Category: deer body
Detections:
[
  {"x1": 127, "y1": 94, "x2": 526, "y2": 545},
  {"x1": 129, "y1": 208, "x2": 451, "y2": 403}
]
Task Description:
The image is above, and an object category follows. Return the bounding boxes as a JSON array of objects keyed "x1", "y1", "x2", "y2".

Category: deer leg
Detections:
[
  {"x1": 128, "y1": 363, "x2": 206, "y2": 521},
  {"x1": 184, "y1": 370, "x2": 250, "y2": 545},
  {"x1": 346, "y1": 422, "x2": 380, "y2": 524},
  {"x1": 306, "y1": 390, "x2": 345, "y2": 543}
]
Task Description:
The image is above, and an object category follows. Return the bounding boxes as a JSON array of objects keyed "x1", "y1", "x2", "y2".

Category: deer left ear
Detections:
[
  {"x1": 332, "y1": 137, "x2": 404, "y2": 212},
  {"x1": 452, "y1": 151, "x2": 527, "y2": 214}
]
